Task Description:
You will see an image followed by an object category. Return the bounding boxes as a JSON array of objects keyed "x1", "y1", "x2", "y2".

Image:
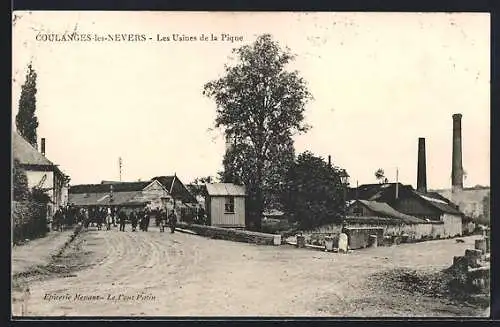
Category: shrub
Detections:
[{"x1": 12, "y1": 200, "x2": 49, "y2": 244}]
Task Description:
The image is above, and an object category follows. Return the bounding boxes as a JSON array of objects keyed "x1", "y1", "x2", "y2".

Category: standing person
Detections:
[
  {"x1": 143, "y1": 208, "x2": 150, "y2": 232},
  {"x1": 84, "y1": 208, "x2": 90, "y2": 229},
  {"x1": 138, "y1": 208, "x2": 144, "y2": 231},
  {"x1": 118, "y1": 209, "x2": 127, "y2": 232},
  {"x1": 130, "y1": 210, "x2": 138, "y2": 232},
  {"x1": 159, "y1": 209, "x2": 165, "y2": 232},
  {"x1": 168, "y1": 210, "x2": 177, "y2": 234},
  {"x1": 112, "y1": 207, "x2": 117, "y2": 227},
  {"x1": 53, "y1": 208, "x2": 62, "y2": 232},
  {"x1": 106, "y1": 207, "x2": 113, "y2": 231}
]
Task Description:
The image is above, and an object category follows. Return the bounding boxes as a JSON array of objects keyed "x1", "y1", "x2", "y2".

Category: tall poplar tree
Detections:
[{"x1": 16, "y1": 63, "x2": 39, "y2": 148}]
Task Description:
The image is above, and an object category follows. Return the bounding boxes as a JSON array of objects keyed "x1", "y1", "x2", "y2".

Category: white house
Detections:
[{"x1": 13, "y1": 131, "x2": 69, "y2": 215}]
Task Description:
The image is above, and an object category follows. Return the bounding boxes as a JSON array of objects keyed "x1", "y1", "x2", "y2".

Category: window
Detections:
[{"x1": 224, "y1": 196, "x2": 235, "y2": 213}]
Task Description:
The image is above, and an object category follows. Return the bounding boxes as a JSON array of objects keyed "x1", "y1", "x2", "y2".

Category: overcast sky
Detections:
[{"x1": 12, "y1": 11, "x2": 490, "y2": 189}]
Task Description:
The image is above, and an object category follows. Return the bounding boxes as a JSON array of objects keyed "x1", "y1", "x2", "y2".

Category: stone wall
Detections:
[
  {"x1": 342, "y1": 227, "x2": 384, "y2": 249},
  {"x1": 177, "y1": 222, "x2": 281, "y2": 246}
]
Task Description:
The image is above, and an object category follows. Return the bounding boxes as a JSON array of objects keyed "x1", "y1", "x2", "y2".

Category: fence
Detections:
[{"x1": 12, "y1": 200, "x2": 49, "y2": 244}]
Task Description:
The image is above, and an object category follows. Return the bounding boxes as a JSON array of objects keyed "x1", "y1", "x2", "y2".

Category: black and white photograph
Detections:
[{"x1": 11, "y1": 11, "x2": 490, "y2": 317}]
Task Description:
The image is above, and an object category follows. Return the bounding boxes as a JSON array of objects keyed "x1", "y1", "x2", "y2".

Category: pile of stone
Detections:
[{"x1": 448, "y1": 236, "x2": 490, "y2": 293}]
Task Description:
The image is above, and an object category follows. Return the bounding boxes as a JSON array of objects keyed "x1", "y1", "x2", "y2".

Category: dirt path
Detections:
[
  {"x1": 12, "y1": 230, "x2": 74, "y2": 276},
  {"x1": 12, "y1": 228, "x2": 488, "y2": 317}
]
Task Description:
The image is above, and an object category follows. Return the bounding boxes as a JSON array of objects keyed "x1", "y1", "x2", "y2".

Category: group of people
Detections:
[
  {"x1": 52, "y1": 205, "x2": 178, "y2": 233},
  {"x1": 51, "y1": 205, "x2": 86, "y2": 231},
  {"x1": 113, "y1": 207, "x2": 178, "y2": 233}
]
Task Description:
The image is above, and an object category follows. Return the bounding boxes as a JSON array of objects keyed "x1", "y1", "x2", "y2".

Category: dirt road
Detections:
[{"x1": 12, "y1": 227, "x2": 488, "y2": 317}]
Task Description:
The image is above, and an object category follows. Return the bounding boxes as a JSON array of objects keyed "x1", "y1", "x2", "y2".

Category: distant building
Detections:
[
  {"x1": 69, "y1": 180, "x2": 164, "y2": 209},
  {"x1": 13, "y1": 131, "x2": 69, "y2": 215},
  {"x1": 347, "y1": 199, "x2": 427, "y2": 224},
  {"x1": 69, "y1": 175, "x2": 199, "y2": 219},
  {"x1": 152, "y1": 176, "x2": 199, "y2": 219},
  {"x1": 205, "y1": 183, "x2": 246, "y2": 228},
  {"x1": 348, "y1": 183, "x2": 464, "y2": 237},
  {"x1": 432, "y1": 186, "x2": 490, "y2": 224}
]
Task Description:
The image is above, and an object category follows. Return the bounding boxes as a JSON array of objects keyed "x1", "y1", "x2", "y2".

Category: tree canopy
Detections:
[
  {"x1": 16, "y1": 63, "x2": 39, "y2": 148},
  {"x1": 203, "y1": 34, "x2": 312, "y2": 231},
  {"x1": 283, "y1": 151, "x2": 347, "y2": 230}
]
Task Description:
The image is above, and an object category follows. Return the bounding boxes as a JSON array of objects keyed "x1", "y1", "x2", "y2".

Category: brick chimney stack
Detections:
[
  {"x1": 417, "y1": 137, "x2": 427, "y2": 193},
  {"x1": 41, "y1": 138, "x2": 46, "y2": 156},
  {"x1": 452, "y1": 113, "x2": 463, "y2": 194}
]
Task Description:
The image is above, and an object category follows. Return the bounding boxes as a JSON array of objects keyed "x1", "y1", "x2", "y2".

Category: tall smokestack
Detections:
[
  {"x1": 417, "y1": 137, "x2": 427, "y2": 193},
  {"x1": 41, "y1": 138, "x2": 46, "y2": 156},
  {"x1": 452, "y1": 113, "x2": 463, "y2": 193},
  {"x1": 328, "y1": 155, "x2": 331, "y2": 167}
]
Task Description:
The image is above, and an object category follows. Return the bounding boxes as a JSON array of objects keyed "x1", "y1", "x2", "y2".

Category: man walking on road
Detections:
[
  {"x1": 168, "y1": 210, "x2": 177, "y2": 233},
  {"x1": 106, "y1": 207, "x2": 113, "y2": 230},
  {"x1": 118, "y1": 209, "x2": 127, "y2": 232},
  {"x1": 130, "y1": 210, "x2": 138, "y2": 232}
]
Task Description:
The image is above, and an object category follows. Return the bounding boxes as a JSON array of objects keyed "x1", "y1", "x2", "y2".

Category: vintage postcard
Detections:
[{"x1": 11, "y1": 11, "x2": 490, "y2": 318}]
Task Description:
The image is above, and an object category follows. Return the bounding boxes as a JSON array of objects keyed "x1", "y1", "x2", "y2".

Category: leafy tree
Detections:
[
  {"x1": 375, "y1": 168, "x2": 386, "y2": 183},
  {"x1": 13, "y1": 158, "x2": 30, "y2": 201},
  {"x1": 188, "y1": 176, "x2": 218, "y2": 198},
  {"x1": 283, "y1": 151, "x2": 347, "y2": 230},
  {"x1": 203, "y1": 34, "x2": 312, "y2": 231},
  {"x1": 16, "y1": 63, "x2": 39, "y2": 148}
]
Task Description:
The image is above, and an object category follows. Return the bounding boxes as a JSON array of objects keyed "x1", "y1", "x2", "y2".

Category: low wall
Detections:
[
  {"x1": 346, "y1": 221, "x2": 446, "y2": 241},
  {"x1": 343, "y1": 227, "x2": 384, "y2": 249},
  {"x1": 177, "y1": 222, "x2": 281, "y2": 246},
  {"x1": 299, "y1": 216, "x2": 462, "y2": 248}
]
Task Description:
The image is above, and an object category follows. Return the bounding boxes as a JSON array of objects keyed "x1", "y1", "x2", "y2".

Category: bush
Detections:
[{"x1": 13, "y1": 200, "x2": 49, "y2": 244}]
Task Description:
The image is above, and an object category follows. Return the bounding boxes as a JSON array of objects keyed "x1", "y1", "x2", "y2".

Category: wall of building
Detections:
[
  {"x1": 209, "y1": 196, "x2": 245, "y2": 228},
  {"x1": 26, "y1": 170, "x2": 54, "y2": 191},
  {"x1": 441, "y1": 213, "x2": 463, "y2": 237}
]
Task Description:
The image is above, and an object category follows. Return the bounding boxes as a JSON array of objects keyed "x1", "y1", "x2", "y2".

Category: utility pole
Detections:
[{"x1": 118, "y1": 157, "x2": 123, "y2": 182}]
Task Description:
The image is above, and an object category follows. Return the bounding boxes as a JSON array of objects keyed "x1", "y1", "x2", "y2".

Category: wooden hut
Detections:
[{"x1": 205, "y1": 183, "x2": 246, "y2": 228}]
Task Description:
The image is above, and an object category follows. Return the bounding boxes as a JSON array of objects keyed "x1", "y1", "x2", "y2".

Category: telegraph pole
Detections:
[{"x1": 118, "y1": 157, "x2": 123, "y2": 182}]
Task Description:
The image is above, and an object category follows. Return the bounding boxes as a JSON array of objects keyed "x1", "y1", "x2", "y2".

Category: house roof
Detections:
[
  {"x1": 355, "y1": 200, "x2": 427, "y2": 224},
  {"x1": 349, "y1": 182, "x2": 463, "y2": 216},
  {"x1": 68, "y1": 190, "x2": 151, "y2": 206},
  {"x1": 205, "y1": 183, "x2": 246, "y2": 196},
  {"x1": 69, "y1": 181, "x2": 151, "y2": 194},
  {"x1": 414, "y1": 191, "x2": 463, "y2": 215},
  {"x1": 152, "y1": 176, "x2": 198, "y2": 204},
  {"x1": 13, "y1": 130, "x2": 53, "y2": 166}
]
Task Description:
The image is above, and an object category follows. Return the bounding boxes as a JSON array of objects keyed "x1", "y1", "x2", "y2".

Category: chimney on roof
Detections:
[
  {"x1": 417, "y1": 137, "x2": 427, "y2": 193},
  {"x1": 328, "y1": 155, "x2": 331, "y2": 167},
  {"x1": 452, "y1": 113, "x2": 463, "y2": 194},
  {"x1": 41, "y1": 138, "x2": 46, "y2": 156}
]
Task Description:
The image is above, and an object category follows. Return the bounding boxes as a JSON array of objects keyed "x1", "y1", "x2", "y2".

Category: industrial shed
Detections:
[{"x1": 205, "y1": 183, "x2": 246, "y2": 228}]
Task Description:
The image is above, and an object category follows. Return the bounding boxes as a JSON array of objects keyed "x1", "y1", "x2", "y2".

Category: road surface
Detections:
[{"x1": 12, "y1": 227, "x2": 488, "y2": 317}]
